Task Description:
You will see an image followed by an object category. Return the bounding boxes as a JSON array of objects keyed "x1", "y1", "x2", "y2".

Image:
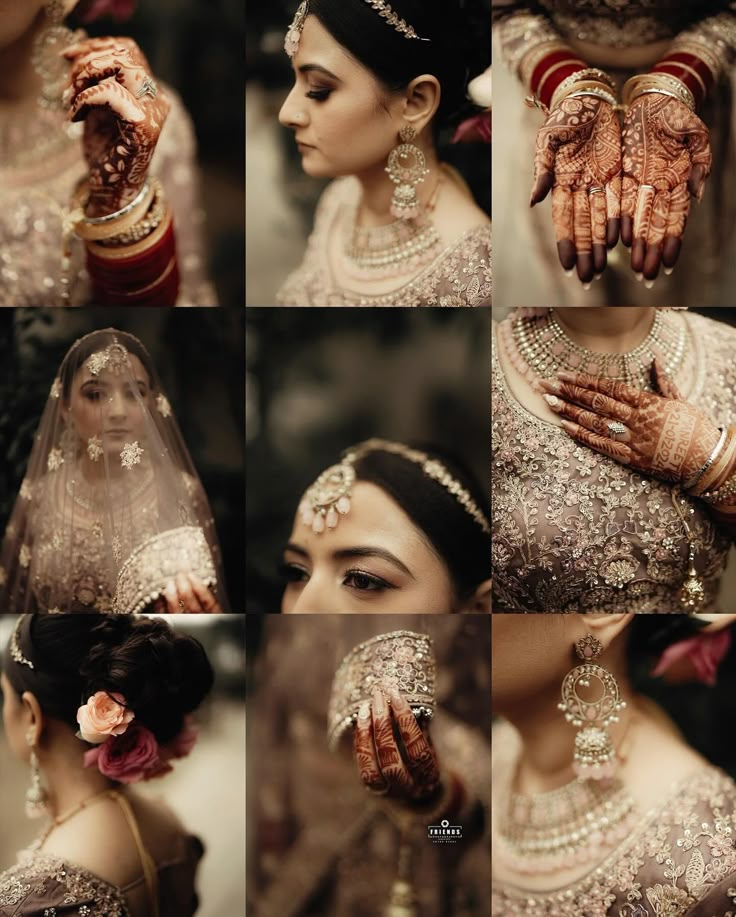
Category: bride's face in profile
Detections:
[
  {"x1": 278, "y1": 16, "x2": 406, "y2": 179},
  {"x1": 64, "y1": 353, "x2": 152, "y2": 457},
  {"x1": 281, "y1": 480, "x2": 460, "y2": 613}
]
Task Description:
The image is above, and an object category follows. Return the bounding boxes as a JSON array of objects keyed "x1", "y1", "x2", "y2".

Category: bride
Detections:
[
  {"x1": 492, "y1": 307, "x2": 736, "y2": 612},
  {"x1": 0, "y1": 614, "x2": 212, "y2": 916},
  {"x1": 0, "y1": 0, "x2": 214, "y2": 306},
  {"x1": 276, "y1": 0, "x2": 492, "y2": 307},
  {"x1": 0, "y1": 329, "x2": 228, "y2": 613},
  {"x1": 492, "y1": 612, "x2": 736, "y2": 914}
]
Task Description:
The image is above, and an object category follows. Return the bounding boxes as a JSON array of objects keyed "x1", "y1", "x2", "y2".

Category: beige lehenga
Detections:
[
  {"x1": 491, "y1": 310, "x2": 736, "y2": 612},
  {"x1": 276, "y1": 176, "x2": 492, "y2": 307},
  {"x1": 491, "y1": 721, "x2": 736, "y2": 916}
]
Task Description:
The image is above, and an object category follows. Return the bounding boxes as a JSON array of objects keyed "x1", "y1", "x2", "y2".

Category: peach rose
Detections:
[{"x1": 77, "y1": 691, "x2": 135, "y2": 744}]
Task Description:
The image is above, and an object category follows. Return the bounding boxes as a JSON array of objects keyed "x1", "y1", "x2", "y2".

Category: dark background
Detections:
[
  {"x1": 246, "y1": 307, "x2": 491, "y2": 613},
  {"x1": 0, "y1": 308, "x2": 245, "y2": 612}
]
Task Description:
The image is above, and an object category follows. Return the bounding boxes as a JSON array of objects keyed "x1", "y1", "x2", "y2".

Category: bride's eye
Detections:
[
  {"x1": 343, "y1": 569, "x2": 395, "y2": 592},
  {"x1": 85, "y1": 390, "x2": 102, "y2": 402},
  {"x1": 278, "y1": 562, "x2": 309, "y2": 584},
  {"x1": 306, "y1": 88, "x2": 332, "y2": 102}
]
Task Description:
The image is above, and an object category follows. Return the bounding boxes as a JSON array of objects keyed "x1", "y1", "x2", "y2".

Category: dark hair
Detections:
[
  {"x1": 60, "y1": 330, "x2": 157, "y2": 402},
  {"x1": 308, "y1": 0, "x2": 490, "y2": 129},
  {"x1": 627, "y1": 616, "x2": 736, "y2": 777},
  {"x1": 4, "y1": 615, "x2": 214, "y2": 745},
  {"x1": 353, "y1": 444, "x2": 490, "y2": 601}
]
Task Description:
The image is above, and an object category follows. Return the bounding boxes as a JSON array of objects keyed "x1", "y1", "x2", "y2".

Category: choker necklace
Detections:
[
  {"x1": 495, "y1": 774, "x2": 637, "y2": 874},
  {"x1": 507, "y1": 309, "x2": 688, "y2": 393},
  {"x1": 340, "y1": 172, "x2": 444, "y2": 280}
]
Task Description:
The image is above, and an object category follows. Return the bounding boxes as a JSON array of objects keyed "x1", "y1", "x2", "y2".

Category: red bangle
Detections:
[
  {"x1": 531, "y1": 51, "x2": 586, "y2": 95},
  {"x1": 91, "y1": 260, "x2": 180, "y2": 307},
  {"x1": 656, "y1": 52, "x2": 715, "y2": 91},
  {"x1": 651, "y1": 64, "x2": 706, "y2": 108}
]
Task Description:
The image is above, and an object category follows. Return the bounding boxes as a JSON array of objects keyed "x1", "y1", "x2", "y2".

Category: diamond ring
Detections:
[
  {"x1": 607, "y1": 421, "x2": 627, "y2": 439},
  {"x1": 136, "y1": 76, "x2": 158, "y2": 100}
]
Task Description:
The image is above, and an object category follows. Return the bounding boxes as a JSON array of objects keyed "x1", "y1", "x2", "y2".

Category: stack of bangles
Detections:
[
  {"x1": 69, "y1": 177, "x2": 179, "y2": 306},
  {"x1": 684, "y1": 426, "x2": 736, "y2": 517},
  {"x1": 522, "y1": 40, "x2": 617, "y2": 114},
  {"x1": 523, "y1": 40, "x2": 718, "y2": 116},
  {"x1": 623, "y1": 40, "x2": 718, "y2": 113}
]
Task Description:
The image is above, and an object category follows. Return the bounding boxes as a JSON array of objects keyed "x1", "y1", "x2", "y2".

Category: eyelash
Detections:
[
  {"x1": 306, "y1": 88, "x2": 332, "y2": 102},
  {"x1": 84, "y1": 388, "x2": 146, "y2": 402},
  {"x1": 278, "y1": 563, "x2": 395, "y2": 593}
]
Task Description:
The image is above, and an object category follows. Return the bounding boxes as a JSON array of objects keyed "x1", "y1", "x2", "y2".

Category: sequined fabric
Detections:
[
  {"x1": 492, "y1": 722, "x2": 736, "y2": 915},
  {"x1": 276, "y1": 178, "x2": 492, "y2": 307},
  {"x1": 0, "y1": 88, "x2": 216, "y2": 307},
  {"x1": 494, "y1": 1, "x2": 736, "y2": 63},
  {"x1": 491, "y1": 311, "x2": 736, "y2": 612}
]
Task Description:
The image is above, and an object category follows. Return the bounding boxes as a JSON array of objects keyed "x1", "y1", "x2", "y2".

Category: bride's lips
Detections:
[{"x1": 296, "y1": 138, "x2": 315, "y2": 150}]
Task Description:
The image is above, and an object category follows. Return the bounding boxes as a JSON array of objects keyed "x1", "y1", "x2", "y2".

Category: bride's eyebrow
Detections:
[
  {"x1": 297, "y1": 63, "x2": 342, "y2": 81},
  {"x1": 332, "y1": 547, "x2": 415, "y2": 579}
]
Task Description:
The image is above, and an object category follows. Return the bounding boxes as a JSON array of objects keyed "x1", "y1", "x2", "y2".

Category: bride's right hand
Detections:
[{"x1": 157, "y1": 573, "x2": 222, "y2": 613}]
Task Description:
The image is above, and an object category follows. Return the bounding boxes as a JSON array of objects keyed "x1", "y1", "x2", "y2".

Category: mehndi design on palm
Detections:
[
  {"x1": 63, "y1": 37, "x2": 170, "y2": 218},
  {"x1": 531, "y1": 95, "x2": 622, "y2": 283},
  {"x1": 621, "y1": 95, "x2": 712, "y2": 280}
]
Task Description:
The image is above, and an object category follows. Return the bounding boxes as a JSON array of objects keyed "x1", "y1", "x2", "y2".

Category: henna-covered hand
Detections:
[
  {"x1": 352, "y1": 690, "x2": 440, "y2": 804},
  {"x1": 538, "y1": 362, "x2": 721, "y2": 485},
  {"x1": 531, "y1": 95, "x2": 622, "y2": 283},
  {"x1": 62, "y1": 37, "x2": 170, "y2": 218},
  {"x1": 621, "y1": 95, "x2": 712, "y2": 280}
]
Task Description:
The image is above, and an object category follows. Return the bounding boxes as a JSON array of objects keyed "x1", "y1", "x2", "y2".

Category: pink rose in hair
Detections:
[
  {"x1": 84, "y1": 722, "x2": 163, "y2": 784},
  {"x1": 652, "y1": 630, "x2": 732, "y2": 686},
  {"x1": 76, "y1": 0, "x2": 137, "y2": 23},
  {"x1": 77, "y1": 691, "x2": 135, "y2": 744}
]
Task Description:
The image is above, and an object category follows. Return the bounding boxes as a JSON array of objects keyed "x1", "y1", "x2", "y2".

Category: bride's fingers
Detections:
[
  {"x1": 552, "y1": 184, "x2": 575, "y2": 272},
  {"x1": 189, "y1": 574, "x2": 222, "y2": 613},
  {"x1": 175, "y1": 573, "x2": 202, "y2": 612},
  {"x1": 70, "y1": 76, "x2": 145, "y2": 124},
  {"x1": 538, "y1": 378, "x2": 633, "y2": 421},
  {"x1": 559, "y1": 418, "x2": 633, "y2": 464},
  {"x1": 542, "y1": 393, "x2": 632, "y2": 442}
]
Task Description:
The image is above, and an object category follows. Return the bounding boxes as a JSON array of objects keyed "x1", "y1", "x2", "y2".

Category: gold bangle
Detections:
[
  {"x1": 656, "y1": 60, "x2": 707, "y2": 97},
  {"x1": 537, "y1": 60, "x2": 586, "y2": 103},
  {"x1": 552, "y1": 79, "x2": 617, "y2": 110},
  {"x1": 623, "y1": 73, "x2": 695, "y2": 111},
  {"x1": 695, "y1": 429, "x2": 736, "y2": 497},
  {"x1": 72, "y1": 181, "x2": 156, "y2": 241},
  {"x1": 120, "y1": 255, "x2": 177, "y2": 297},
  {"x1": 85, "y1": 207, "x2": 173, "y2": 261}
]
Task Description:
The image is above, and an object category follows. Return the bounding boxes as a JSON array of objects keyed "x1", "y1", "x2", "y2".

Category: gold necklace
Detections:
[
  {"x1": 340, "y1": 172, "x2": 444, "y2": 280},
  {"x1": 508, "y1": 308, "x2": 688, "y2": 393},
  {"x1": 37, "y1": 787, "x2": 117, "y2": 848}
]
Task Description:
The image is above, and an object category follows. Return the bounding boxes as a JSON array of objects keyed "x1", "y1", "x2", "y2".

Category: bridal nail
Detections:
[
  {"x1": 582, "y1": 283, "x2": 591, "y2": 291},
  {"x1": 594, "y1": 273, "x2": 603, "y2": 281},
  {"x1": 664, "y1": 267, "x2": 674, "y2": 276},
  {"x1": 539, "y1": 379, "x2": 561, "y2": 393},
  {"x1": 645, "y1": 280, "x2": 654, "y2": 289},
  {"x1": 372, "y1": 690, "x2": 386, "y2": 714},
  {"x1": 358, "y1": 702, "x2": 371, "y2": 721},
  {"x1": 564, "y1": 268, "x2": 574, "y2": 277},
  {"x1": 635, "y1": 273, "x2": 643, "y2": 282},
  {"x1": 542, "y1": 394, "x2": 560, "y2": 408}
]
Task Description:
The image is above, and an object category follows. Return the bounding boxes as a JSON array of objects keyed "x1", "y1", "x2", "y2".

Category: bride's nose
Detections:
[{"x1": 279, "y1": 84, "x2": 309, "y2": 130}]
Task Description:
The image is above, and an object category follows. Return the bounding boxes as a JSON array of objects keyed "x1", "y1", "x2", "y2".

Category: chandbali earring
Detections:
[
  {"x1": 558, "y1": 634, "x2": 626, "y2": 780},
  {"x1": 385, "y1": 125, "x2": 430, "y2": 220},
  {"x1": 25, "y1": 732, "x2": 50, "y2": 819},
  {"x1": 32, "y1": 0, "x2": 83, "y2": 110}
]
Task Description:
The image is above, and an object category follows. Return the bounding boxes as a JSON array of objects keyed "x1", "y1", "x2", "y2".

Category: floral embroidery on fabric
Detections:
[
  {"x1": 120, "y1": 441, "x2": 144, "y2": 469},
  {"x1": 491, "y1": 313, "x2": 736, "y2": 612},
  {"x1": 492, "y1": 763, "x2": 736, "y2": 915}
]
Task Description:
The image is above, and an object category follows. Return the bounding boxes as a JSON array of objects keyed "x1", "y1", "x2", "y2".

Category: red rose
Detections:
[
  {"x1": 84, "y1": 722, "x2": 163, "y2": 784},
  {"x1": 76, "y1": 0, "x2": 137, "y2": 23}
]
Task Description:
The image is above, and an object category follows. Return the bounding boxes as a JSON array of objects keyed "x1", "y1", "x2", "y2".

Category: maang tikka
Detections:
[{"x1": 558, "y1": 634, "x2": 626, "y2": 780}]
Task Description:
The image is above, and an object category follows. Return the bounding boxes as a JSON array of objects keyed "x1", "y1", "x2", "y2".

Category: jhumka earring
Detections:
[
  {"x1": 558, "y1": 634, "x2": 626, "y2": 780},
  {"x1": 385, "y1": 126, "x2": 430, "y2": 220},
  {"x1": 32, "y1": 0, "x2": 82, "y2": 110},
  {"x1": 25, "y1": 733, "x2": 50, "y2": 819}
]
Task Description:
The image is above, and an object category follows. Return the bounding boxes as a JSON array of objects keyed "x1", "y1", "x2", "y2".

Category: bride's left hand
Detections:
[
  {"x1": 157, "y1": 573, "x2": 222, "y2": 613},
  {"x1": 538, "y1": 360, "x2": 721, "y2": 485}
]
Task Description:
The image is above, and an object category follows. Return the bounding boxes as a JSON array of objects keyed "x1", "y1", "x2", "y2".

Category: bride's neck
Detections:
[
  {"x1": 552, "y1": 307, "x2": 657, "y2": 353},
  {"x1": 354, "y1": 140, "x2": 439, "y2": 227},
  {"x1": 40, "y1": 736, "x2": 116, "y2": 820},
  {"x1": 0, "y1": 16, "x2": 44, "y2": 106}
]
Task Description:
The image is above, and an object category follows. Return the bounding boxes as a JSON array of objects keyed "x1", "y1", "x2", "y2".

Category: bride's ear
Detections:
[
  {"x1": 459, "y1": 578, "x2": 492, "y2": 614},
  {"x1": 21, "y1": 691, "x2": 45, "y2": 748},
  {"x1": 402, "y1": 74, "x2": 441, "y2": 136}
]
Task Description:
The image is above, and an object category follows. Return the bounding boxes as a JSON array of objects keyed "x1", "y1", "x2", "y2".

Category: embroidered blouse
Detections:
[
  {"x1": 276, "y1": 177, "x2": 492, "y2": 307},
  {"x1": 0, "y1": 836, "x2": 203, "y2": 916},
  {"x1": 492, "y1": 723, "x2": 736, "y2": 916},
  {"x1": 493, "y1": 1, "x2": 736, "y2": 73},
  {"x1": 491, "y1": 311, "x2": 736, "y2": 612}
]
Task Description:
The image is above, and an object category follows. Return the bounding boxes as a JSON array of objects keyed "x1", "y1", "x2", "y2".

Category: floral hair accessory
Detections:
[
  {"x1": 76, "y1": 0, "x2": 137, "y2": 23},
  {"x1": 652, "y1": 626, "x2": 732, "y2": 686},
  {"x1": 82, "y1": 716, "x2": 199, "y2": 784},
  {"x1": 77, "y1": 691, "x2": 135, "y2": 744}
]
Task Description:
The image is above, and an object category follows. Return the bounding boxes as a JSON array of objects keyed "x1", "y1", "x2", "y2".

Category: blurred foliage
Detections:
[
  {"x1": 245, "y1": 308, "x2": 491, "y2": 613},
  {"x1": 0, "y1": 308, "x2": 244, "y2": 612}
]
